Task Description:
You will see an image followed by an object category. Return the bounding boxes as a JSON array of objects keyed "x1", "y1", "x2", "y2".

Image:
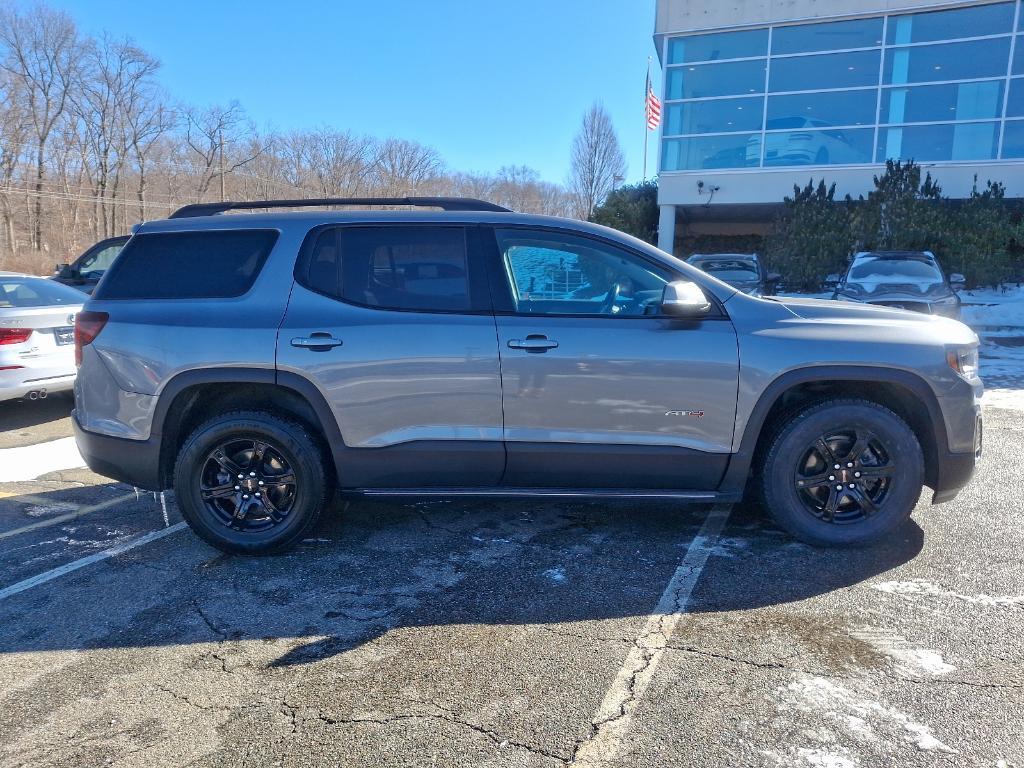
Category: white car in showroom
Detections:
[
  {"x1": 747, "y1": 117, "x2": 865, "y2": 166},
  {"x1": 0, "y1": 272, "x2": 84, "y2": 402}
]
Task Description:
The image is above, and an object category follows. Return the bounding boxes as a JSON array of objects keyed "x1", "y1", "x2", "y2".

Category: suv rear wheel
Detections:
[
  {"x1": 173, "y1": 411, "x2": 329, "y2": 554},
  {"x1": 760, "y1": 399, "x2": 924, "y2": 547}
]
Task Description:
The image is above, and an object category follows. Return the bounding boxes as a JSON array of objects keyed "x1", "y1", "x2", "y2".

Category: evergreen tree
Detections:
[
  {"x1": 590, "y1": 180, "x2": 659, "y2": 245},
  {"x1": 767, "y1": 179, "x2": 852, "y2": 292}
]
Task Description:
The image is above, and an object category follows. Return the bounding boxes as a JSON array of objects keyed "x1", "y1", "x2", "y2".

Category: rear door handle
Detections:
[
  {"x1": 290, "y1": 333, "x2": 343, "y2": 350},
  {"x1": 507, "y1": 335, "x2": 558, "y2": 352}
]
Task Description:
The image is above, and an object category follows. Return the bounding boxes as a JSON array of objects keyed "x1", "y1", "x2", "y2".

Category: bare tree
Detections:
[
  {"x1": 0, "y1": 69, "x2": 30, "y2": 259},
  {"x1": 0, "y1": 2, "x2": 80, "y2": 249},
  {"x1": 184, "y1": 101, "x2": 263, "y2": 200},
  {"x1": 567, "y1": 102, "x2": 626, "y2": 220},
  {"x1": 372, "y1": 138, "x2": 443, "y2": 197},
  {"x1": 304, "y1": 128, "x2": 375, "y2": 197}
]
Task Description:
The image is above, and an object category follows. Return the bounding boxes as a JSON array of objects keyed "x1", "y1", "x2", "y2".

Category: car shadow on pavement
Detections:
[
  {"x1": 0, "y1": 394, "x2": 73, "y2": 432},
  {"x1": 0, "y1": 491, "x2": 923, "y2": 666}
]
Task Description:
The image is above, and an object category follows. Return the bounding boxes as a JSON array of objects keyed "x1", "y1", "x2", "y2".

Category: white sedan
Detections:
[{"x1": 0, "y1": 272, "x2": 84, "y2": 402}]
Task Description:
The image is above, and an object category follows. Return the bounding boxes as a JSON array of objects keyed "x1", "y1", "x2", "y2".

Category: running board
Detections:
[{"x1": 347, "y1": 488, "x2": 720, "y2": 501}]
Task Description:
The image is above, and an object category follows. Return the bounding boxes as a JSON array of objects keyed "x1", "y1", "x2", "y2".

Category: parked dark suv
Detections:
[
  {"x1": 826, "y1": 250, "x2": 965, "y2": 319},
  {"x1": 72, "y1": 198, "x2": 982, "y2": 555},
  {"x1": 686, "y1": 253, "x2": 780, "y2": 297},
  {"x1": 54, "y1": 235, "x2": 130, "y2": 294}
]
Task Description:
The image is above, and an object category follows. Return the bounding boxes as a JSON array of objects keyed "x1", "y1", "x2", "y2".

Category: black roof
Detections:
[{"x1": 169, "y1": 197, "x2": 512, "y2": 219}]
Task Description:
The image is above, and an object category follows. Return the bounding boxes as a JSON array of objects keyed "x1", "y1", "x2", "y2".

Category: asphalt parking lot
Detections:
[{"x1": 0, "y1": 396, "x2": 1021, "y2": 768}]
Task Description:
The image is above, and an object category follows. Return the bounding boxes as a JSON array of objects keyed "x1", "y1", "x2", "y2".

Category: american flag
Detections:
[{"x1": 645, "y1": 73, "x2": 662, "y2": 131}]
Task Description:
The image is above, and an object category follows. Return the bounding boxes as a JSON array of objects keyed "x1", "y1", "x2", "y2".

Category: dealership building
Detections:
[{"x1": 653, "y1": 0, "x2": 1024, "y2": 255}]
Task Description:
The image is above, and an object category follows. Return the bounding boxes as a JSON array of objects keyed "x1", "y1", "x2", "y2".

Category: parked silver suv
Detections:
[{"x1": 72, "y1": 198, "x2": 983, "y2": 554}]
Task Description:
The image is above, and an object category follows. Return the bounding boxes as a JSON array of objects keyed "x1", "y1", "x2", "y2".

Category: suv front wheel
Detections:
[
  {"x1": 174, "y1": 411, "x2": 330, "y2": 554},
  {"x1": 760, "y1": 399, "x2": 924, "y2": 547}
]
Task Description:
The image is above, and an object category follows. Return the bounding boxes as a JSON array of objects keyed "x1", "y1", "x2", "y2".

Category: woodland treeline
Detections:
[{"x1": 0, "y1": 3, "x2": 582, "y2": 274}]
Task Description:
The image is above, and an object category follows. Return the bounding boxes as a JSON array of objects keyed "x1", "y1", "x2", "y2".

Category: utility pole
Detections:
[{"x1": 219, "y1": 128, "x2": 226, "y2": 202}]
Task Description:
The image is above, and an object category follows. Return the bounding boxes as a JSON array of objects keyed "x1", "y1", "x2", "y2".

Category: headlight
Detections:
[
  {"x1": 933, "y1": 295, "x2": 958, "y2": 306},
  {"x1": 947, "y1": 346, "x2": 979, "y2": 380},
  {"x1": 834, "y1": 293, "x2": 859, "y2": 302},
  {"x1": 749, "y1": 288, "x2": 763, "y2": 298}
]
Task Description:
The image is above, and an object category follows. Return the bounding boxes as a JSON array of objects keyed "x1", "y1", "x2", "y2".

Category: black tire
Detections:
[
  {"x1": 173, "y1": 410, "x2": 329, "y2": 555},
  {"x1": 759, "y1": 398, "x2": 923, "y2": 547}
]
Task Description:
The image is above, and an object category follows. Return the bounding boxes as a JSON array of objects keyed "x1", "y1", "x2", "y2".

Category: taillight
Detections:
[
  {"x1": 74, "y1": 311, "x2": 109, "y2": 366},
  {"x1": 0, "y1": 328, "x2": 32, "y2": 345}
]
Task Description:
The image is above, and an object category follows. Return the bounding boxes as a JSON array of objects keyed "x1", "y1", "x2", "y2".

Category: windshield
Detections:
[
  {"x1": 0, "y1": 277, "x2": 85, "y2": 307},
  {"x1": 848, "y1": 257, "x2": 943, "y2": 284},
  {"x1": 693, "y1": 259, "x2": 759, "y2": 282}
]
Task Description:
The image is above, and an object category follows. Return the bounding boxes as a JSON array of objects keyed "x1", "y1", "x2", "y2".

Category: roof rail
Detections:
[{"x1": 168, "y1": 196, "x2": 512, "y2": 219}]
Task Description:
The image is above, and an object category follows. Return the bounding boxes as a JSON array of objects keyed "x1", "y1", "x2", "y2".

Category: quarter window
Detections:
[
  {"x1": 94, "y1": 230, "x2": 278, "y2": 300},
  {"x1": 495, "y1": 230, "x2": 671, "y2": 317}
]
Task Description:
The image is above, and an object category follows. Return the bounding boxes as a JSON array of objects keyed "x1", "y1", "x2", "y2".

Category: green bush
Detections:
[
  {"x1": 771, "y1": 160, "x2": 1021, "y2": 289},
  {"x1": 766, "y1": 179, "x2": 852, "y2": 292},
  {"x1": 590, "y1": 181, "x2": 659, "y2": 245}
]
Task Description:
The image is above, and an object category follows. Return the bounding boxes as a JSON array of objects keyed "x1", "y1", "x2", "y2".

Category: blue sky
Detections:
[{"x1": 52, "y1": 0, "x2": 661, "y2": 185}]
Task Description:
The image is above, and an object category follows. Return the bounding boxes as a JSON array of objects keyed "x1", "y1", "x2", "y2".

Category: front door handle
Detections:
[
  {"x1": 291, "y1": 333, "x2": 343, "y2": 350},
  {"x1": 507, "y1": 335, "x2": 558, "y2": 352}
]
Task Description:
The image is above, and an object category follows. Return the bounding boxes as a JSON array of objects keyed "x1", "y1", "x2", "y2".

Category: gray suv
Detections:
[{"x1": 72, "y1": 198, "x2": 983, "y2": 554}]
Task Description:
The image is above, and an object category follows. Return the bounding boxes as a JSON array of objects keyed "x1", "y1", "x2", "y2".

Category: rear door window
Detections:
[
  {"x1": 94, "y1": 230, "x2": 278, "y2": 300},
  {"x1": 299, "y1": 226, "x2": 482, "y2": 312}
]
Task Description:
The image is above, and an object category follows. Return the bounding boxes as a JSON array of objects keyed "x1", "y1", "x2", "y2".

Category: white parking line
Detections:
[
  {"x1": 0, "y1": 522, "x2": 186, "y2": 602},
  {"x1": 571, "y1": 504, "x2": 732, "y2": 767},
  {"x1": 0, "y1": 492, "x2": 137, "y2": 542}
]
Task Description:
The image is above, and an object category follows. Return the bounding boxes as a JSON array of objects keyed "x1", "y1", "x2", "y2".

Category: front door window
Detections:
[{"x1": 496, "y1": 229, "x2": 671, "y2": 317}]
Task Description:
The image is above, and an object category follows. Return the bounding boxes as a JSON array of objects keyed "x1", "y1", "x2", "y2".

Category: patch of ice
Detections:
[
  {"x1": 24, "y1": 502, "x2": 78, "y2": 517},
  {"x1": 542, "y1": 566, "x2": 567, "y2": 584},
  {"x1": 781, "y1": 676, "x2": 955, "y2": 754},
  {"x1": 872, "y1": 579, "x2": 1024, "y2": 607},
  {"x1": 0, "y1": 437, "x2": 85, "y2": 482}
]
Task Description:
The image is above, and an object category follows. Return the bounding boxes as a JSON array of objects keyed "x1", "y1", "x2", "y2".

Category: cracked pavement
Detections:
[{"x1": 0, "y1": 397, "x2": 1021, "y2": 767}]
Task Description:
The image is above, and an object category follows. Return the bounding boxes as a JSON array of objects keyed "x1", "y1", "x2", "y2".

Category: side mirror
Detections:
[
  {"x1": 661, "y1": 280, "x2": 711, "y2": 319},
  {"x1": 950, "y1": 273, "x2": 966, "y2": 290},
  {"x1": 823, "y1": 274, "x2": 840, "y2": 290},
  {"x1": 56, "y1": 263, "x2": 77, "y2": 279},
  {"x1": 767, "y1": 272, "x2": 781, "y2": 283}
]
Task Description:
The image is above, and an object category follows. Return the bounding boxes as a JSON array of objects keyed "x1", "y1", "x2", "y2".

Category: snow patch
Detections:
[
  {"x1": 781, "y1": 675, "x2": 955, "y2": 754},
  {"x1": 24, "y1": 502, "x2": 78, "y2": 517},
  {"x1": 542, "y1": 566, "x2": 567, "y2": 584},
  {"x1": 697, "y1": 536, "x2": 750, "y2": 558},
  {"x1": 0, "y1": 437, "x2": 85, "y2": 482},
  {"x1": 872, "y1": 579, "x2": 1024, "y2": 606},
  {"x1": 797, "y1": 748, "x2": 857, "y2": 768},
  {"x1": 984, "y1": 388, "x2": 1024, "y2": 410}
]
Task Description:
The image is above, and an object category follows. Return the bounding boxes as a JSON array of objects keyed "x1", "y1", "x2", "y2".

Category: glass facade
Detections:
[{"x1": 662, "y1": 1, "x2": 1024, "y2": 171}]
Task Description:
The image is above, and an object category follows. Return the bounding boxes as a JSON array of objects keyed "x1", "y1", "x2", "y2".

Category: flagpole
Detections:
[{"x1": 643, "y1": 57, "x2": 651, "y2": 181}]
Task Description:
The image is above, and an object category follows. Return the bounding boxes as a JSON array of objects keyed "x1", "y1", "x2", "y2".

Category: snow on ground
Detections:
[
  {"x1": 961, "y1": 284, "x2": 1024, "y2": 410},
  {"x1": 0, "y1": 436, "x2": 85, "y2": 483}
]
